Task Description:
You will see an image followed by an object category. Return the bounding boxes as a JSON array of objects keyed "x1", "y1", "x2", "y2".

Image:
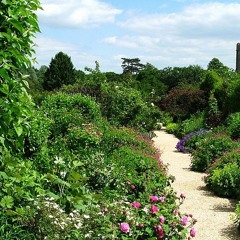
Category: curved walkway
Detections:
[{"x1": 153, "y1": 129, "x2": 240, "y2": 240}]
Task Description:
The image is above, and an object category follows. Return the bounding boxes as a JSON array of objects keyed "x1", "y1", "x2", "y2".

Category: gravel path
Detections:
[{"x1": 153, "y1": 129, "x2": 240, "y2": 240}]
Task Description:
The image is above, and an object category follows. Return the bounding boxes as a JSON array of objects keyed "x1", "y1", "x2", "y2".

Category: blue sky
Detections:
[{"x1": 35, "y1": 0, "x2": 240, "y2": 73}]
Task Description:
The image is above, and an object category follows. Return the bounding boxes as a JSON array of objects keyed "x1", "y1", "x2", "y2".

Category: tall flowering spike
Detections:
[{"x1": 120, "y1": 222, "x2": 130, "y2": 233}]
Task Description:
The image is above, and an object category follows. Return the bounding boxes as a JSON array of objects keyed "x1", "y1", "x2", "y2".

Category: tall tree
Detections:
[
  {"x1": 43, "y1": 52, "x2": 76, "y2": 90},
  {"x1": 121, "y1": 57, "x2": 145, "y2": 75}
]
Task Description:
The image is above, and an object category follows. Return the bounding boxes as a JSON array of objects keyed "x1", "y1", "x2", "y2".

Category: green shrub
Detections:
[
  {"x1": 191, "y1": 132, "x2": 237, "y2": 172},
  {"x1": 166, "y1": 123, "x2": 179, "y2": 134},
  {"x1": 176, "y1": 111, "x2": 206, "y2": 138},
  {"x1": 206, "y1": 163, "x2": 240, "y2": 198},
  {"x1": 40, "y1": 93, "x2": 101, "y2": 138},
  {"x1": 176, "y1": 129, "x2": 209, "y2": 153},
  {"x1": 227, "y1": 112, "x2": 240, "y2": 139},
  {"x1": 205, "y1": 148, "x2": 240, "y2": 198},
  {"x1": 25, "y1": 111, "x2": 52, "y2": 156}
]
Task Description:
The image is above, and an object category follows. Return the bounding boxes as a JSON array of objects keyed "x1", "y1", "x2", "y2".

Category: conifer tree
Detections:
[{"x1": 44, "y1": 52, "x2": 76, "y2": 90}]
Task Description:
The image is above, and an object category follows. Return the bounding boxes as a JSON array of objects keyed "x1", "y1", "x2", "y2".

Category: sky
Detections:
[{"x1": 35, "y1": 0, "x2": 240, "y2": 73}]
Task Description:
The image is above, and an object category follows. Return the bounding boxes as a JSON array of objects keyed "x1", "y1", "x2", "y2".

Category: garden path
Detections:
[{"x1": 153, "y1": 129, "x2": 240, "y2": 240}]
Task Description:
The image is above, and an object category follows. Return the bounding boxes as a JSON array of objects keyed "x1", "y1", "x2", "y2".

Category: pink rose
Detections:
[
  {"x1": 151, "y1": 205, "x2": 159, "y2": 213},
  {"x1": 156, "y1": 225, "x2": 164, "y2": 238},
  {"x1": 120, "y1": 222, "x2": 130, "y2": 233},
  {"x1": 181, "y1": 216, "x2": 188, "y2": 226},
  {"x1": 156, "y1": 225, "x2": 163, "y2": 232},
  {"x1": 159, "y1": 216, "x2": 165, "y2": 223},
  {"x1": 150, "y1": 195, "x2": 158, "y2": 202},
  {"x1": 190, "y1": 228, "x2": 196, "y2": 237},
  {"x1": 132, "y1": 201, "x2": 141, "y2": 208}
]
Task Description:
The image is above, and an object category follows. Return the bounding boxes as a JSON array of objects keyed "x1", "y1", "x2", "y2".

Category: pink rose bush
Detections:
[{"x1": 68, "y1": 131, "x2": 197, "y2": 239}]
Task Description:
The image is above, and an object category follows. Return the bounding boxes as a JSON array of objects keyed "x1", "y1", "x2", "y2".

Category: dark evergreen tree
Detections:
[
  {"x1": 121, "y1": 57, "x2": 145, "y2": 75},
  {"x1": 43, "y1": 52, "x2": 76, "y2": 90}
]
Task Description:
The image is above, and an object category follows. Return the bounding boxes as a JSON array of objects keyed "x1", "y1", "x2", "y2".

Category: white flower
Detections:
[
  {"x1": 60, "y1": 171, "x2": 67, "y2": 179},
  {"x1": 83, "y1": 214, "x2": 90, "y2": 219}
]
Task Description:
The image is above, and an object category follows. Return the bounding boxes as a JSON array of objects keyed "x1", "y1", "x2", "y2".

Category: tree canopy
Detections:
[
  {"x1": 121, "y1": 57, "x2": 145, "y2": 75},
  {"x1": 43, "y1": 52, "x2": 76, "y2": 90}
]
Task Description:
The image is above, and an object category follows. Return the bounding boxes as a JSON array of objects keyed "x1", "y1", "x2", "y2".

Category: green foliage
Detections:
[
  {"x1": 176, "y1": 112, "x2": 206, "y2": 138},
  {"x1": 226, "y1": 112, "x2": 240, "y2": 139},
  {"x1": 233, "y1": 202, "x2": 240, "y2": 229},
  {"x1": 136, "y1": 63, "x2": 167, "y2": 102},
  {"x1": 40, "y1": 92, "x2": 101, "y2": 129},
  {"x1": 0, "y1": 0, "x2": 41, "y2": 153},
  {"x1": 207, "y1": 58, "x2": 230, "y2": 74},
  {"x1": 224, "y1": 79, "x2": 240, "y2": 114},
  {"x1": 200, "y1": 70, "x2": 223, "y2": 93},
  {"x1": 166, "y1": 123, "x2": 179, "y2": 134},
  {"x1": 205, "y1": 149, "x2": 240, "y2": 198},
  {"x1": 191, "y1": 132, "x2": 237, "y2": 172},
  {"x1": 159, "y1": 65, "x2": 205, "y2": 90},
  {"x1": 206, "y1": 163, "x2": 240, "y2": 198},
  {"x1": 43, "y1": 52, "x2": 76, "y2": 90}
]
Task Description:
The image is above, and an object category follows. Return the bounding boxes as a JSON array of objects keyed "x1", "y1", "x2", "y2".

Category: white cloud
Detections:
[
  {"x1": 104, "y1": 35, "x2": 162, "y2": 50},
  {"x1": 34, "y1": 37, "x2": 96, "y2": 68},
  {"x1": 119, "y1": 2, "x2": 240, "y2": 39},
  {"x1": 38, "y1": 0, "x2": 122, "y2": 28},
  {"x1": 34, "y1": 36, "x2": 122, "y2": 72},
  {"x1": 105, "y1": 2, "x2": 240, "y2": 69}
]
